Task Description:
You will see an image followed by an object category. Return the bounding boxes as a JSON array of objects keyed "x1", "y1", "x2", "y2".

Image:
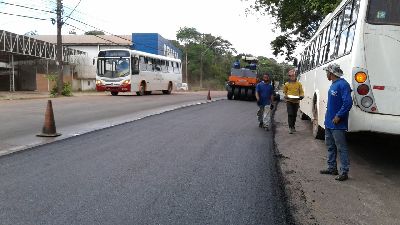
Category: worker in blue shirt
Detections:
[
  {"x1": 233, "y1": 60, "x2": 240, "y2": 69},
  {"x1": 255, "y1": 74, "x2": 274, "y2": 130},
  {"x1": 320, "y1": 63, "x2": 353, "y2": 181}
]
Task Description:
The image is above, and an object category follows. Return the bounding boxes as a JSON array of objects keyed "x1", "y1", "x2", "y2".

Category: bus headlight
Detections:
[
  {"x1": 122, "y1": 80, "x2": 131, "y2": 85},
  {"x1": 96, "y1": 80, "x2": 104, "y2": 85},
  {"x1": 361, "y1": 96, "x2": 373, "y2": 108}
]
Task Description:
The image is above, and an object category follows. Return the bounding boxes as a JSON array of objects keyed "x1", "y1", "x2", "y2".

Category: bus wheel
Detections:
[
  {"x1": 227, "y1": 90, "x2": 233, "y2": 100},
  {"x1": 300, "y1": 111, "x2": 310, "y2": 120},
  {"x1": 111, "y1": 92, "x2": 118, "y2": 96},
  {"x1": 312, "y1": 106, "x2": 325, "y2": 140},
  {"x1": 162, "y1": 83, "x2": 172, "y2": 94},
  {"x1": 137, "y1": 83, "x2": 145, "y2": 96}
]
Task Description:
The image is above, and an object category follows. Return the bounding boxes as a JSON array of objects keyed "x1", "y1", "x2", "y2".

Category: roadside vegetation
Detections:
[
  {"x1": 246, "y1": 0, "x2": 342, "y2": 61},
  {"x1": 46, "y1": 73, "x2": 73, "y2": 97},
  {"x1": 174, "y1": 27, "x2": 291, "y2": 90}
]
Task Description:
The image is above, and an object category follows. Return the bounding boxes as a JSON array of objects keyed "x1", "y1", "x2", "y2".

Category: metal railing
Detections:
[{"x1": 0, "y1": 30, "x2": 86, "y2": 63}]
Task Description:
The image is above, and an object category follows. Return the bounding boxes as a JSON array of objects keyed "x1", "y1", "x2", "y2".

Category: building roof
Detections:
[{"x1": 32, "y1": 35, "x2": 131, "y2": 46}]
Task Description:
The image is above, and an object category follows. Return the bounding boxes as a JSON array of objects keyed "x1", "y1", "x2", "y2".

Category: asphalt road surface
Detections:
[
  {"x1": 0, "y1": 100, "x2": 291, "y2": 225},
  {"x1": 0, "y1": 92, "x2": 224, "y2": 154}
]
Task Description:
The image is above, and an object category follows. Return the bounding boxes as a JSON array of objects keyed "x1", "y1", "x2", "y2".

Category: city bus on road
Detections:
[
  {"x1": 96, "y1": 49, "x2": 182, "y2": 96},
  {"x1": 297, "y1": 0, "x2": 400, "y2": 139}
]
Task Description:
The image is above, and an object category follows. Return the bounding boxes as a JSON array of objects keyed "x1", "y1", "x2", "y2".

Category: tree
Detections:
[
  {"x1": 84, "y1": 30, "x2": 105, "y2": 35},
  {"x1": 248, "y1": 0, "x2": 342, "y2": 61},
  {"x1": 24, "y1": 30, "x2": 38, "y2": 36},
  {"x1": 176, "y1": 27, "x2": 236, "y2": 89},
  {"x1": 176, "y1": 27, "x2": 202, "y2": 46},
  {"x1": 69, "y1": 29, "x2": 77, "y2": 35},
  {"x1": 258, "y1": 56, "x2": 292, "y2": 87}
]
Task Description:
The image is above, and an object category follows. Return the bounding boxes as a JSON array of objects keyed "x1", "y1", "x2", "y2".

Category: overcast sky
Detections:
[{"x1": 0, "y1": 0, "x2": 282, "y2": 60}]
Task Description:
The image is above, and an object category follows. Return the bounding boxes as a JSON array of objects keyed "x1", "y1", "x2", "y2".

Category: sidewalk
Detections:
[
  {"x1": 0, "y1": 91, "x2": 50, "y2": 100},
  {"x1": 0, "y1": 91, "x2": 106, "y2": 101},
  {"x1": 274, "y1": 102, "x2": 400, "y2": 225}
]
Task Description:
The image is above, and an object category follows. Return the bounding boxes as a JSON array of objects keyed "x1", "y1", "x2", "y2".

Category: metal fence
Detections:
[{"x1": 0, "y1": 30, "x2": 86, "y2": 62}]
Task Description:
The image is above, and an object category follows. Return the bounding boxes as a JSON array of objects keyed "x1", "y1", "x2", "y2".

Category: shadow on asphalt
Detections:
[{"x1": 347, "y1": 132, "x2": 400, "y2": 172}]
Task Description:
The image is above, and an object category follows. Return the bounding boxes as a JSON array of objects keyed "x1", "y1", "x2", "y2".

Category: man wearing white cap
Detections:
[{"x1": 319, "y1": 63, "x2": 353, "y2": 181}]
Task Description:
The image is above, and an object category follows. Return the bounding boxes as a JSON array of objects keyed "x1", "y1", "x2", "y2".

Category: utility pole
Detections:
[
  {"x1": 200, "y1": 54, "x2": 203, "y2": 89},
  {"x1": 185, "y1": 47, "x2": 188, "y2": 84},
  {"x1": 56, "y1": 0, "x2": 63, "y2": 95}
]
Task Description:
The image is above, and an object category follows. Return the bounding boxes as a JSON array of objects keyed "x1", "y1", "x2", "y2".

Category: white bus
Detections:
[
  {"x1": 96, "y1": 49, "x2": 182, "y2": 96},
  {"x1": 297, "y1": 0, "x2": 400, "y2": 139}
]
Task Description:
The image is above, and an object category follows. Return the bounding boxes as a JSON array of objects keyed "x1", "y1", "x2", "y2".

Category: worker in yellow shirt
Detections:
[{"x1": 283, "y1": 69, "x2": 304, "y2": 134}]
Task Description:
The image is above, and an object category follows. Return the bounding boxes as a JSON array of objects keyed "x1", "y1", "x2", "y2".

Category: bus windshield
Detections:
[
  {"x1": 97, "y1": 58, "x2": 130, "y2": 78},
  {"x1": 367, "y1": 0, "x2": 400, "y2": 25}
]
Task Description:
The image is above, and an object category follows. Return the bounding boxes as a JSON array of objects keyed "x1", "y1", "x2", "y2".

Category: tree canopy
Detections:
[
  {"x1": 84, "y1": 30, "x2": 105, "y2": 35},
  {"x1": 175, "y1": 27, "x2": 237, "y2": 89},
  {"x1": 248, "y1": 0, "x2": 342, "y2": 61},
  {"x1": 175, "y1": 27, "x2": 291, "y2": 90}
]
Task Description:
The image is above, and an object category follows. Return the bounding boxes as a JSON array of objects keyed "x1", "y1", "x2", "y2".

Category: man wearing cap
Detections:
[{"x1": 320, "y1": 63, "x2": 353, "y2": 181}]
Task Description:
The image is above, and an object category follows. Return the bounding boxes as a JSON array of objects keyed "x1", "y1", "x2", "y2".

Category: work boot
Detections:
[
  {"x1": 335, "y1": 173, "x2": 349, "y2": 181},
  {"x1": 320, "y1": 168, "x2": 339, "y2": 175},
  {"x1": 259, "y1": 122, "x2": 263, "y2": 128},
  {"x1": 289, "y1": 127, "x2": 294, "y2": 134}
]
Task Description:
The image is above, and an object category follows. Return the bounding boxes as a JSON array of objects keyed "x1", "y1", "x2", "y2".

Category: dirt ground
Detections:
[{"x1": 274, "y1": 101, "x2": 400, "y2": 225}]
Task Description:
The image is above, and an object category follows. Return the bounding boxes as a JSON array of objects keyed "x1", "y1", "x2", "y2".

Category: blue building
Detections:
[{"x1": 131, "y1": 33, "x2": 181, "y2": 59}]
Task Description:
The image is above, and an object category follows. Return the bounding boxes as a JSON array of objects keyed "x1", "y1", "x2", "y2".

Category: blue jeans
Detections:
[{"x1": 325, "y1": 128, "x2": 350, "y2": 174}]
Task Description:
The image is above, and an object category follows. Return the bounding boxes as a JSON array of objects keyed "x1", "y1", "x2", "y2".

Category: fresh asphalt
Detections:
[
  {"x1": 0, "y1": 100, "x2": 291, "y2": 225},
  {"x1": 0, "y1": 92, "x2": 225, "y2": 154}
]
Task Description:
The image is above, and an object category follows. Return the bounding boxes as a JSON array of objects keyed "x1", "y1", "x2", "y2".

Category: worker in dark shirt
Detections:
[{"x1": 255, "y1": 74, "x2": 274, "y2": 130}]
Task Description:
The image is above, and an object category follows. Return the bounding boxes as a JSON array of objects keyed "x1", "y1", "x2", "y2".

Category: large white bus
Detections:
[
  {"x1": 297, "y1": 0, "x2": 400, "y2": 139},
  {"x1": 96, "y1": 49, "x2": 182, "y2": 96}
]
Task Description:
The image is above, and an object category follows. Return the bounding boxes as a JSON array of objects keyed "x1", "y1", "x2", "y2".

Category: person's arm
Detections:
[
  {"x1": 255, "y1": 91, "x2": 260, "y2": 102},
  {"x1": 270, "y1": 86, "x2": 274, "y2": 102},
  {"x1": 333, "y1": 83, "x2": 353, "y2": 124},
  {"x1": 255, "y1": 84, "x2": 260, "y2": 103}
]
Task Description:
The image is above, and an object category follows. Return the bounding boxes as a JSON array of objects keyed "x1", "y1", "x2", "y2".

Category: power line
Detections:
[
  {"x1": 0, "y1": 1, "x2": 55, "y2": 14},
  {"x1": 0, "y1": 2, "x2": 178, "y2": 56},
  {"x1": 0, "y1": 11, "x2": 49, "y2": 20},
  {"x1": 67, "y1": 17, "x2": 132, "y2": 43},
  {"x1": 45, "y1": 0, "x2": 108, "y2": 25},
  {"x1": 64, "y1": 21, "x2": 167, "y2": 54},
  {"x1": 66, "y1": 17, "x2": 167, "y2": 53},
  {"x1": 64, "y1": 0, "x2": 81, "y2": 23},
  {"x1": 63, "y1": 22, "x2": 129, "y2": 49}
]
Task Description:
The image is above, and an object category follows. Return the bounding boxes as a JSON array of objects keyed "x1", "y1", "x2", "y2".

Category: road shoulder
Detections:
[{"x1": 274, "y1": 102, "x2": 400, "y2": 225}]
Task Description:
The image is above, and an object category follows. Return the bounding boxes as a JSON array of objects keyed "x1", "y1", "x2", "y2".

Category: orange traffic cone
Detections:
[
  {"x1": 37, "y1": 100, "x2": 61, "y2": 137},
  {"x1": 207, "y1": 89, "x2": 211, "y2": 100}
]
